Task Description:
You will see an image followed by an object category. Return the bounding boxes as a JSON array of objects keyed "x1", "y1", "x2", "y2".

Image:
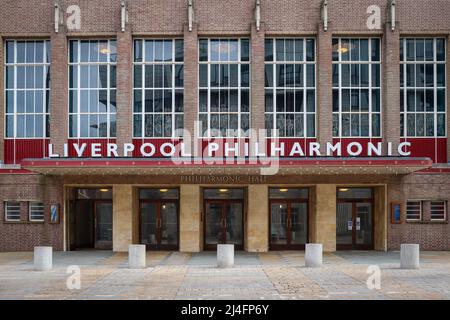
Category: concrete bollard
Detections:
[
  {"x1": 34, "y1": 246, "x2": 53, "y2": 271},
  {"x1": 217, "y1": 244, "x2": 234, "y2": 268},
  {"x1": 400, "y1": 244, "x2": 420, "y2": 269},
  {"x1": 128, "y1": 244, "x2": 146, "y2": 269},
  {"x1": 305, "y1": 243, "x2": 323, "y2": 268}
]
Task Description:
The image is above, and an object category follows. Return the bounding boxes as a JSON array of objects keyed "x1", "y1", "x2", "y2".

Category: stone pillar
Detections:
[
  {"x1": 317, "y1": 23, "x2": 333, "y2": 152},
  {"x1": 128, "y1": 244, "x2": 146, "y2": 269},
  {"x1": 50, "y1": 31, "x2": 68, "y2": 156},
  {"x1": 180, "y1": 185, "x2": 202, "y2": 252},
  {"x1": 34, "y1": 246, "x2": 53, "y2": 271},
  {"x1": 400, "y1": 244, "x2": 420, "y2": 269},
  {"x1": 305, "y1": 243, "x2": 323, "y2": 267},
  {"x1": 246, "y1": 185, "x2": 268, "y2": 252},
  {"x1": 383, "y1": 23, "x2": 401, "y2": 155},
  {"x1": 183, "y1": 24, "x2": 198, "y2": 137},
  {"x1": 251, "y1": 23, "x2": 265, "y2": 135},
  {"x1": 217, "y1": 244, "x2": 234, "y2": 268},
  {"x1": 373, "y1": 185, "x2": 387, "y2": 251},
  {"x1": 311, "y1": 184, "x2": 336, "y2": 252},
  {"x1": 113, "y1": 185, "x2": 137, "y2": 252},
  {"x1": 115, "y1": 30, "x2": 133, "y2": 154},
  {"x1": 0, "y1": 35, "x2": 4, "y2": 162}
]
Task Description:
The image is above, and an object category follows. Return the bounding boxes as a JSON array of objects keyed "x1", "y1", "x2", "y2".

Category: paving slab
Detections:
[{"x1": 0, "y1": 250, "x2": 449, "y2": 300}]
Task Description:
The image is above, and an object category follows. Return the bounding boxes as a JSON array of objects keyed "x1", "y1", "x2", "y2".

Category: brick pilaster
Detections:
[
  {"x1": 116, "y1": 30, "x2": 133, "y2": 153},
  {"x1": 383, "y1": 23, "x2": 401, "y2": 155},
  {"x1": 183, "y1": 24, "x2": 199, "y2": 139},
  {"x1": 250, "y1": 23, "x2": 265, "y2": 135},
  {"x1": 317, "y1": 23, "x2": 333, "y2": 152},
  {"x1": 49, "y1": 31, "x2": 68, "y2": 156}
]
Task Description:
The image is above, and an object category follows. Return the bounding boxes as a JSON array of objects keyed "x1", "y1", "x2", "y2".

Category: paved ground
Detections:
[{"x1": 1, "y1": 250, "x2": 450, "y2": 300}]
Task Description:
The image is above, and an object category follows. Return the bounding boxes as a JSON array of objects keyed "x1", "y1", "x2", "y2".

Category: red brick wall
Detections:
[
  {"x1": 388, "y1": 173, "x2": 450, "y2": 250},
  {"x1": 1, "y1": 1, "x2": 449, "y2": 34},
  {"x1": 0, "y1": 175, "x2": 64, "y2": 251}
]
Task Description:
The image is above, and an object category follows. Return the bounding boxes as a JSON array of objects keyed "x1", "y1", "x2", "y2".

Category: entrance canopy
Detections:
[{"x1": 20, "y1": 157, "x2": 433, "y2": 175}]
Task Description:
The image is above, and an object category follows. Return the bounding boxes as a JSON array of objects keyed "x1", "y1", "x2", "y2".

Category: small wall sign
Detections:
[
  {"x1": 50, "y1": 204, "x2": 60, "y2": 224},
  {"x1": 391, "y1": 202, "x2": 402, "y2": 224}
]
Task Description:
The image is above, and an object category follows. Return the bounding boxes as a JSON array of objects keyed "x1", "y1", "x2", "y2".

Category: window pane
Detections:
[
  {"x1": 163, "y1": 40, "x2": 173, "y2": 62},
  {"x1": 240, "y1": 39, "x2": 250, "y2": 61},
  {"x1": 360, "y1": 39, "x2": 369, "y2": 61},
  {"x1": 154, "y1": 40, "x2": 163, "y2": 62},
  {"x1": 134, "y1": 40, "x2": 143, "y2": 62},
  {"x1": 372, "y1": 114, "x2": 380, "y2": 136},
  {"x1": 285, "y1": 39, "x2": 294, "y2": 61},
  {"x1": 265, "y1": 65, "x2": 273, "y2": 87},
  {"x1": 436, "y1": 39, "x2": 445, "y2": 61},
  {"x1": 416, "y1": 39, "x2": 425, "y2": 61},
  {"x1": 306, "y1": 114, "x2": 315, "y2": 137},
  {"x1": 6, "y1": 41, "x2": 14, "y2": 63},
  {"x1": 241, "y1": 64, "x2": 249, "y2": 87},
  {"x1": 276, "y1": 39, "x2": 284, "y2": 61},
  {"x1": 175, "y1": 65, "x2": 183, "y2": 87},
  {"x1": 175, "y1": 39, "x2": 184, "y2": 62},
  {"x1": 437, "y1": 64, "x2": 445, "y2": 87},
  {"x1": 425, "y1": 39, "x2": 434, "y2": 61},
  {"x1": 351, "y1": 39, "x2": 359, "y2": 61},
  {"x1": 306, "y1": 65, "x2": 315, "y2": 87},
  {"x1": 17, "y1": 41, "x2": 26, "y2": 63},
  {"x1": 426, "y1": 113, "x2": 434, "y2": 136},
  {"x1": 265, "y1": 90, "x2": 273, "y2": 112},
  {"x1": 437, "y1": 114, "x2": 445, "y2": 136},
  {"x1": 199, "y1": 39, "x2": 208, "y2": 61},
  {"x1": 306, "y1": 39, "x2": 315, "y2": 61},
  {"x1": 265, "y1": 39, "x2": 273, "y2": 61},
  {"x1": 416, "y1": 113, "x2": 424, "y2": 136},
  {"x1": 437, "y1": 89, "x2": 445, "y2": 112}
]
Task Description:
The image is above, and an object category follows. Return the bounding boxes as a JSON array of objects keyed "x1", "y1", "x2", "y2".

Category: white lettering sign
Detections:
[{"x1": 47, "y1": 141, "x2": 411, "y2": 158}]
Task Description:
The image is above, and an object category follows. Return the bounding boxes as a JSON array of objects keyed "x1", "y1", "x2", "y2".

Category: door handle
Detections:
[
  {"x1": 157, "y1": 218, "x2": 162, "y2": 229},
  {"x1": 223, "y1": 218, "x2": 227, "y2": 229}
]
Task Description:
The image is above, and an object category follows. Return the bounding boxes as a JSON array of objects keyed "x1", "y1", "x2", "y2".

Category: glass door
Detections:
[
  {"x1": 270, "y1": 201, "x2": 308, "y2": 250},
  {"x1": 160, "y1": 202, "x2": 178, "y2": 249},
  {"x1": 270, "y1": 203, "x2": 288, "y2": 246},
  {"x1": 94, "y1": 202, "x2": 113, "y2": 250},
  {"x1": 290, "y1": 202, "x2": 308, "y2": 246},
  {"x1": 140, "y1": 202, "x2": 158, "y2": 248},
  {"x1": 204, "y1": 200, "x2": 243, "y2": 250},
  {"x1": 140, "y1": 201, "x2": 179, "y2": 250},
  {"x1": 336, "y1": 202, "x2": 353, "y2": 248},
  {"x1": 336, "y1": 201, "x2": 373, "y2": 250},
  {"x1": 225, "y1": 202, "x2": 243, "y2": 246},
  {"x1": 205, "y1": 201, "x2": 224, "y2": 248},
  {"x1": 356, "y1": 203, "x2": 372, "y2": 247}
]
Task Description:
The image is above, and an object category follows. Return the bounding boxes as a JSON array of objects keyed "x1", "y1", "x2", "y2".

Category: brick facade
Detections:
[{"x1": 1, "y1": 0, "x2": 450, "y2": 252}]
